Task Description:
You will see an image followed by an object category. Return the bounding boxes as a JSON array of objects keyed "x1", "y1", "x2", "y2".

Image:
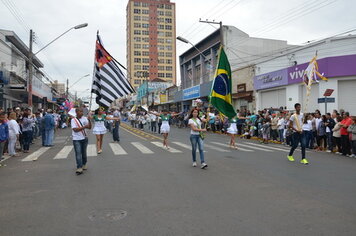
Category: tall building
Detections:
[{"x1": 126, "y1": 0, "x2": 176, "y2": 90}]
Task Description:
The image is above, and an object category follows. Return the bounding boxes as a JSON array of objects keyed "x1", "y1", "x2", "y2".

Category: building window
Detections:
[
  {"x1": 142, "y1": 44, "x2": 149, "y2": 49},
  {"x1": 165, "y1": 52, "x2": 172, "y2": 57},
  {"x1": 134, "y1": 37, "x2": 141, "y2": 42},
  {"x1": 134, "y1": 51, "x2": 141, "y2": 56},
  {"x1": 142, "y1": 58, "x2": 150, "y2": 63},
  {"x1": 134, "y1": 23, "x2": 141, "y2": 28},
  {"x1": 142, "y1": 16, "x2": 149, "y2": 21},
  {"x1": 157, "y1": 10, "x2": 164, "y2": 16},
  {"x1": 134, "y1": 65, "x2": 141, "y2": 70},
  {"x1": 166, "y1": 45, "x2": 172, "y2": 51},
  {"x1": 142, "y1": 65, "x2": 150, "y2": 70},
  {"x1": 142, "y1": 9, "x2": 149, "y2": 14},
  {"x1": 165, "y1": 25, "x2": 172, "y2": 30},
  {"x1": 133, "y1": 9, "x2": 141, "y2": 14},
  {"x1": 165, "y1": 18, "x2": 172, "y2": 23},
  {"x1": 134, "y1": 30, "x2": 141, "y2": 35},
  {"x1": 142, "y1": 30, "x2": 149, "y2": 35},
  {"x1": 165, "y1": 38, "x2": 172, "y2": 44},
  {"x1": 166, "y1": 73, "x2": 173, "y2": 78},
  {"x1": 158, "y1": 24, "x2": 164, "y2": 29},
  {"x1": 134, "y1": 44, "x2": 141, "y2": 49},
  {"x1": 134, "y1": 15, "x2": 141, "y2": 21},
  {"x1": 166, "y1": 59, "x2": 172, "y2": 64},
  {"x1": 157, "y1": 38, "x2": 164, "y2": 43},
  {"x1": 142, "y1": 23, "x2": 149, "y2": 28},
  {"x1": 165, "y1": 4, "x2": 172, "y2": 9},
  {"x1": 142, "y1": 37, "x2": 149, "y2": 42},
  {"x1": 134, "y1": 79, "x2": 141, "y2": 84},
  {"x1": 158, "y1": 73, "x2": 165, "y2": 78},
  {"x1": 166, "y1": 66, "x2": 172, "y2": 71},
  {"x1": 142, "y1": 51, "x2": 149, "y2": 56},
  {"x1": 142, "y1": 2, "x2": 149, "y2": 7},
  {"x1": 158, "y1": 45, "x2": 165, "y2": 50},
  {"x1": 134, "y1": 58, "x2": 141, "y2": 63},
  {"x1": 158, "y1": 66, "x2": 165, "y2": 70},
  {"x1": 165, "y1": 32, "x2": 172, "y2": 37},
  {"x1": 134, "y1": 2, "x2": 140, "y2": 7},
  {"x1": 157, "y1": 17, "x2": 164, "y2": 22},
  {"x1": 157, "y1": 4, "x2": 164, "y2": 9},
  {"x1": 158, "y1": 59, "x2": 165, "y2": 64},
  {"x1": 158, "y1": 52, "x2": 165, "y2": 57},
  {"x1": 165, "y1": 11, "x2": 172, "y2": 16}
]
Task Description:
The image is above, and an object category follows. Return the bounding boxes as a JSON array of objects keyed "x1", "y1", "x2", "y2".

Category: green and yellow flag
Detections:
[{"x1": 209, "y1": 47, "x2": 236, "y2": 119}]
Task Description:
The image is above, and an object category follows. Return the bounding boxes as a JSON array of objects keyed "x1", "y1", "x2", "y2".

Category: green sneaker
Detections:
[
  {"x1": 287, "y1": 155, "x2": 295, "y2": 162},
  {"x1": 300, "y1": 159, "x2": 309, "y2": 165}
]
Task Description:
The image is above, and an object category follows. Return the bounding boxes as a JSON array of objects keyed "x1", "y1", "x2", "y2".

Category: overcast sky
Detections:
[{"x1": 1, "y1": 0, "x2": 355, "y2": 100}]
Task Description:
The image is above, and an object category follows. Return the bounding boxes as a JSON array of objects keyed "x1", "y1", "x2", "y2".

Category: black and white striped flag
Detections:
[{"x1": 91, "y1": 34, "x2": 134, "y2": 108}]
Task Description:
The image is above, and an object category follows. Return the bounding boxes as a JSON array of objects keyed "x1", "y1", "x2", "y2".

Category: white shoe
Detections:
[
  {"x1": 192, "y1": 162, "x2": 197, "y2": 167},
  {"x1": 326, "y1": 150, "x2": 332, "y2": 153},
  {"x1": 336, "y1": 152, "x2": 342, "y2": 155},
  {"x1": 350, "y1": 154, "x2": 356, "y2": 158},
  {"x1": 201, "y1": 163, "x2": 208, "y2": 169}
]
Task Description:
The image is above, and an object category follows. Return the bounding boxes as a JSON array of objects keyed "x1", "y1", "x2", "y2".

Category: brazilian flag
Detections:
[{"x1": 209, "y1": 47, "x2": 236, "y2": 119}]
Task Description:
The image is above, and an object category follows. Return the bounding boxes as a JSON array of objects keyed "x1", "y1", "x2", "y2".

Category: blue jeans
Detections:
[
  {"x1": 113, "y1": 121, "x2": 120, "y2": 141},
  {"x1": 45, "y1": 129, "x2": 54, "y2": 146},
  {"x1": 190, "y1": 135, "x2": 205, "y2": 163},
  {"x1": 41, "y1": 129, "x2": 46, "y2": 146},
  {"x1": 303, "y1": 130, "x2": 313, "y2": 149},
  {"x1": 326, "y1": 132, "x2": 333, "y2": 151},
  {"x1": 73, "y1": 138, "x2": 88, "y2": 169},
  {"x1": 289, "y1": 132, "x2": 306, "y2": 159},
  {"x1": 22, "y1": 130, "x2": 32, "y2": 151},
  {"x1": 278, "y1": 129, "x2": 284, "y2": 142}
]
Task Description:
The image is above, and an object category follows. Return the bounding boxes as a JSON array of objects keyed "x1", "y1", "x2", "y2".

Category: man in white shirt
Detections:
[
  {"x1": 150, "y1": 110, "x2": 157, "y2": 133},
  {"x1": 71, "y1": 108, "x2": 92, "y2": 175},
  {"x1": 112, "y1": 109, "x2": 121, "y2": 142},
  {"x1": 287, "y1": 103, "x2": 308, "y2": 164}
]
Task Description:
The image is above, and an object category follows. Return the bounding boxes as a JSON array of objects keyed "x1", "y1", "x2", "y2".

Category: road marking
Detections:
[
  {"x1": 151, "y1": 141, "x2": 182, "y2": 153},
  {"x1": 87, "y1": 144, "x2": 97, "y2": 157},
  {"x1": 131, "y1": 142, "x2": 154, "y2": 154},
  {"x1": 244, "y1": 142, "x2": 289, "y2": 152},
  {"x1": 109, "y1": 143, "x2": 127, "y2": 155},
  {"x1": 54, "y1": 146, "x2": 73, "y2": 159},
  {"x1": 204, "y1": 143, "x2": 230, "y2": 152},
  {"x1": 21, "y1": 147, "x2": 51, "y2": 162},
  {"x1": 237, "y1": 143, "x2": 273, "y2": 152},
  {"x1": 172, "y1": 141, "x2": 206, "y2": 152},
  {"x1": 210, "y1": 141, "x2": 253, "y2": 152},
  {"x1": 121, "y1": 126, "x2": 148, "y2": 140}
]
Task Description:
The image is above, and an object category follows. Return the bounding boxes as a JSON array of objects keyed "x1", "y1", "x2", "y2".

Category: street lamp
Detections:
[
  {"x1": 177, "y1": 36, "x2": 206, "y2": 59},
  {"x1": 68, "y1": 74, "x2": 90, "y2": 90},
  {"x1": 28, "y1": 23, "x2": 88, "y2": 107}
]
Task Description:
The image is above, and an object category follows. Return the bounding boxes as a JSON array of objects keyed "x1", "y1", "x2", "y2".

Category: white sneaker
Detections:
[
  {"x1": 349, "y1": 154, "x2": 356, "y2": 158},
  {"x1": 326, "y1": 150, "x2": 332, "y2": 153},
  {"x1": 192, "y1": 162, "x2": 197, "y2": 167},
  {"x1": 201, "y1": 163, "x2": 208, "y2": 169}
]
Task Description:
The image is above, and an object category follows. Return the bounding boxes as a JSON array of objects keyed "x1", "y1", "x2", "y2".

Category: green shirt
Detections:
[
  {"x1": 93, "y1": 114, "x2": 106, "y2": 121},
  {"x1": 160, "y1": 114, "x2": 171, "y2": 121},
  {"x1": 229, "y1": 118, "x2": 237, "y2": 123}
]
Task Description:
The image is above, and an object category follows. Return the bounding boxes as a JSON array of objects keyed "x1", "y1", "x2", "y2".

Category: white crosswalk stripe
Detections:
[
  {"x1": 243, "y1": 142, "x2": 289, "y2": 152},
  {"x1": 21, "y1": 147, "x2": 51, "y2": 162},
  {"x1": 131, "y1": 142, "x2": 154, "y2": 154},
  {"x1": 109, "y1": 143, "x2": 128, "y2": 155},
  {"x1": 237, "y1": 143, "x2": 273, "y2": 152},
  {"x1": 54, "y1": 146, "x2": 73, "y2": 159},
  {"x1": 210, "y1": 142, "x2": 253, "y2": 152},
  {"x1": 204, "y1": 143, "x2": 230, "y2": 152},
  {"x1": 151, "y1": 142, "x2": 182, "y2": 153},
  {"x1": 87, "y1": 144, "x2": 98, "y2": 157},
  {"x1": 172, "y1": 141, "x2": 206, "y2": 152}
]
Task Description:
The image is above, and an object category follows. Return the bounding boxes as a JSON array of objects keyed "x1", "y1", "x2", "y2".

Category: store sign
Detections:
[
  {"x1": 237, "y1": 84, "x2": 246, "y2": 93},
  {"x1": 160, "y1": 94, "x2": 167, "y2": 103},
  {"x1": 253, "y1": 68, "x2": 288, "y2": 90},
  {"x1": 183, "y1": 85, "x2": 200, "y2": 100}
]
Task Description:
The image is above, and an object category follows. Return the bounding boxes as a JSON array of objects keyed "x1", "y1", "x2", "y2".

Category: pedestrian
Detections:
[
  {"x1": 71, "y1": 107, "x2": 92, "y2": 175},
  {"x1": 302, "y1": 113, "x2": 313, "y2": 149},
  {"x1": 277, "y1": 114, "x2": 285, "y2": 143},
  {"x1": 7, "y1": 112, "x2": 20, "y2": 157},
  {"x1": 188, "y1": 108, "x2": 207, "y2": 169},
  {"x1": 44, "y1": 109, "x2": 55, "y2": 147},
  {"x1": 271, "y1": 114, "x2": 279, "y2": 141},
  {"x1": 316, "y1": 115, "x2": 327, "y2": 151},
  {"x1": 287, "y1": 103, "x2": 308, "y2": 164},
  {"x1": 332, "y1": 116, "x2": 343, "y2": 154},
  {"x1": 325, "y1": 113, "x2": 336, "y2": 152},
  {"x1": 112, "y1": 109, "x2": 121, "y2": 142},
  {"x1": 227, "y1": 116, "x2": 238, "y2": 149},
  {"x1": 149, "y1": 109, "x2": 180, "y2": 149},
  {"x1": 157, "y1": 115, "x2": 162, "y2": 134},
  {"x1": 21, "y1": 109, "x2": 35, "y2": 153},
  {"x1": 340, "y1": 112, "x2": 353, "y2": 156},
  {"x1": 347, "y1": 117, "x2": 356, "y2": 158},
  {"x1": 0, "y1": 112, "x2": 9, "y2": 160},
  {"x1": 89, "y1": 108, "x2": 119, "y2": 154},
  {"x1": 261, "y1": 118, "x2": 271, "y2": 144},
  {"x1": 150, "y1": 110, "x2": 157, "y2": 133}
]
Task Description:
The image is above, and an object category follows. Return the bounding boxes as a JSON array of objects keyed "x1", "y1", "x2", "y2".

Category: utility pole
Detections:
[
  {"x1": 66, "y1": 78, "x2": 69, "y2": 98},
  {"x1": 28, "y1": 30, "x2": 34, "y2": 107},
  {"x1": 199, "y1": 19, "x2": 223, "y2": 47}
]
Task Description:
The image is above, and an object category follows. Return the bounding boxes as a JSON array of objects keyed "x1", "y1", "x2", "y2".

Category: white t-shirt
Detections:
[
  {"x1": 277, "y1": 118, "x2": 285, "y2": 130},
  {"x1": 188, "y1": 118, "x2": 202, "y2": 135},
  {"x1": 315, "y1": 118, "x2": 322, "y2": 131},
  {"x1": 8, "y1": 120, "x2": 20, "y2": 136},
  {"x1": 71, "y1": 117, "x2": 89, "y2": 140},
  {"x1": 302, "y1": 120, "x2": 313, "y2": 131},
  {"x1": 289, "y1": 113, "x2": 304, "y2": 131}
]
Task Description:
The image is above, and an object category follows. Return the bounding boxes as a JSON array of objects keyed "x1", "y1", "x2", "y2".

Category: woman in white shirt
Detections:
[
  {"x1": 7, "y1": 112, "x2": 20, "y2": 157},
  {"x1": 188, "y1": 108, "x2": 207, "y2": 169},
  {"x1": 302, "y1": 113, "x2": 313, "y2": 149}
]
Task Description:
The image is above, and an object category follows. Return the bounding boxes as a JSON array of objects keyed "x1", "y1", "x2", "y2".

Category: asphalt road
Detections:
[{"x1": 0, "y1": 123, "x2": 355, "y2": 236}]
